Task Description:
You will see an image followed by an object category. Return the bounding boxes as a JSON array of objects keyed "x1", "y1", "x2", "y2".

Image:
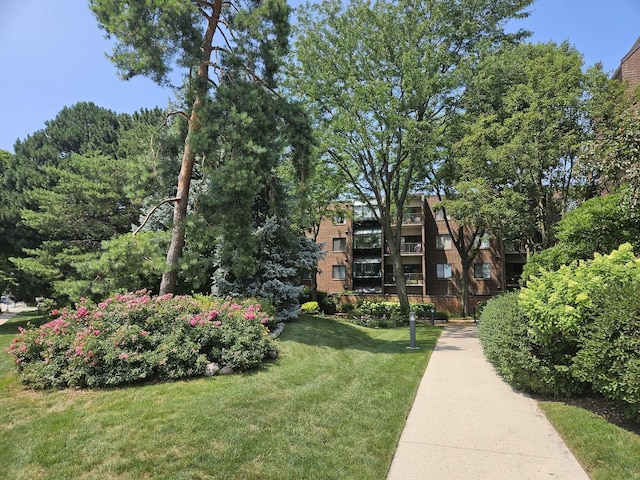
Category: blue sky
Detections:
[{"x1": 1, "y1": 0, "x2": 639, "y2": 153}]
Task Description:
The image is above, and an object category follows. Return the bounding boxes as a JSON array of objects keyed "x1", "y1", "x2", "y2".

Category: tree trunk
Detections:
[
  {"x1": 159, "y1": 128, "x2": 197, "y2": 295},
  {"x1": 460, "y1": 257, "x2": 470, "y2": 318},
  {"x1": 159, "y1": 5, "x2": 221, "y2": 295}
]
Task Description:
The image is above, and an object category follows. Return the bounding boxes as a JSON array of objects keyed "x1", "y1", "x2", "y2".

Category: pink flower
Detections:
[
  {"x1": 207, "y1": 310, "x2": 219, "y2": 320},
  {"x1": 119, "y1": 352, "x2": 129, "y2": 360},
  {"x1": 213, "y1": 321, "x2": 222, "y2": 327},
  {"x1": 139, "y1": 330, "x2": 148, "y2": 336},
  {"x1": 98, "y1": 302, "x2": 108, "y2": 309},
  {"x1": 76, "y1": 306, "x2": 89, "y2": 318},
  {"x1": 51, "y1": 309, "x2": 59, "y2": 316},
  {"x1": 93, "y1": 330, "x2": 100, "y2": 336},
  {"x1": 189, "y1": 318, "x2": 197, "y2": 327},
  {"x1": 245, "y1": 312, "x2": 256, "y2": 321},
  {"x1": 260, "y1": 318, "x2": 268, "y2": 324}
]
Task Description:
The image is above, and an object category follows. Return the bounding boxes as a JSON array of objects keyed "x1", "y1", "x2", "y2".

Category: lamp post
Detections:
[{"x1": 408, "y1": 311, "x2": 418, "y2": 349}]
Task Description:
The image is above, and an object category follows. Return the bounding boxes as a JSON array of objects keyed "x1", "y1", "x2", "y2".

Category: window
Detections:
[
  {"x1": 474, "y1": 234, "x2": 491, "y2": 249},
  {"x1": 333, "y1": 214, "x2": 346, "y2": 225},
  {"x1": 332, "y1": 265, "x2": 346, "y2": 280},
  {"x1": 332, "y1": 237, "x2": 346, "y2": 252},
  {"x1": 435, "y1": 234, "x2": 452, "y2": 250},
  {"x1": 474, "y1": 263, "x2": 491, "y2": 279},
  {"x1": 436, "y1": 263, "x2": 452, "y2": 279},
  {"x1": 354, "y1": 228, "x2": 382, "y2": 249},
  {"x1": 353, "y1": 259, "x2": 381, "y2": 278},
  {"x1": 353, "y1": 203, "x2": 379, "y2": 221}
]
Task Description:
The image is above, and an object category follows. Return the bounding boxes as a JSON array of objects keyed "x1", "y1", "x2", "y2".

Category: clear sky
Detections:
[{"x1": 1, "y1": 0, "x2": 639, "y2": 153}]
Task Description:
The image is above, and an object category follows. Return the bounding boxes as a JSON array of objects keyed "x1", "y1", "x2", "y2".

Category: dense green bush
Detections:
[
  {"x1": 301, "y1": 301, "x2": 320, "y2": 314},
  {"x1": 480, "y1": 244, "x2": 640, "y2": 407},
  {"x1": 349, "y1": 300, "x2": 434, "y2": 328},
  {"x1": 299, "y1": 288, "x2": 338, "y2": 315},
  {"x1": 5, "y1": 291, "x2": 277, "y2": 388},
  {"x1": 573, "y1": 281, "x2": 640, "y2": 421},
  {"x1": 478, "y1": 292, "x2": 583, "y2": 396}
]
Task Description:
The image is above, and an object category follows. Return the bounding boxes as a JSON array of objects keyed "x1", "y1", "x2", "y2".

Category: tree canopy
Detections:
[
  {"x1": 90, "y1": 0, "x2": 295, "y2": 295},
  {"x1": 291, "y1": 0, "x2": 533, "y2": 309}
]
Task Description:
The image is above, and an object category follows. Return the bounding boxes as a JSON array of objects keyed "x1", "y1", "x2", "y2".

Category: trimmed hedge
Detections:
[
  {"x1": 6, "y1": 291, "x2": 277, "y2": 388},
  {"x1": 479, "y1": 244, "x2": 640, "y2": 420}
]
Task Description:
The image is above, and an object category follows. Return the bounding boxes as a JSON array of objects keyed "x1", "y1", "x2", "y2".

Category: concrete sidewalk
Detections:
[
  {"x1": 387, "y1": 326, "x2": 589, "y2": 480},
  {"x1": 0, "y1": 304, "x2": 37, "y2": 325}
]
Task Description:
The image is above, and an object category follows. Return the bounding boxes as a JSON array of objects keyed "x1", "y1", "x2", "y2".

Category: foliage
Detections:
[
  {"x1": 212, "y1": 217, "x2": 323, "y2": 322},
  {"x1": 299, "y1": 287, "x2": 338, "y2": 315},
  {"x1": 292, "y1": 0, "x2": 533, "y2": 311},
  {"x1": 481, "y1": 244, "x2": 640, "y2": 405},
  {"x1": 2, "y1": 103, "x2": 172, "y2": 302},
  {"x1": 72, "y1": 231, "x2": 169, "y2": 300},
  {"x1": 90, "y1": 0, "x2": 295, "y2": 295},
  {"x1": 522, "y1": 192, "x2": 640, "y2": 280},
  {"x1": 438, "y1": 42, "x2": 605, "y2": 315},
  {"x1": 582, "y1": 81, "x2": 640, "y2": 209},
  {"x1": 300, "y1": 301, "x2": 320, "y2": 314},
  {"x1": 478, "y1": 292, "x2": 579, "y2": 395},
  {"x1": 349, "y1": 300, "x2": 434, "y2": 328},
  {"x1": 520, "y1": 243, "x2": 639, "y2": 345},
  {"x1": 5, "y1": 291, "x2": 276, "y2": 388},
  {"x1": 572, "y1": 281, "x2": 640, "y2": 421}
]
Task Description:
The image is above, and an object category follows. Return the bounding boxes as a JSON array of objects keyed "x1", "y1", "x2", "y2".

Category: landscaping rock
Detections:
[
  {"x1": 269, "y1": 322, "x2": 285, "y2": 338},
  {"x1": 219, "y1": 365, "x2": 234, "y2": 375},
  {"x1": 204, "y1": 362, "x2": 220, "y2": 377},
  {"x1": 267, "y1": 350, "x2": 279, "y2": 360}
]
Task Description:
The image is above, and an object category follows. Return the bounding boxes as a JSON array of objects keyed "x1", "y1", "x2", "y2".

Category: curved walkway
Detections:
[
  {"x1": 0, "y1": 304, "x2": 36, "y2": 325},
  {"x1": 387, "y1": 326, "x2": 589, "y2": 480}
]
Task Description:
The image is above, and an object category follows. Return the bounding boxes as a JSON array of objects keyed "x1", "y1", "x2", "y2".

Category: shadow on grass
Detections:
[
  {"x1": 0, "y1": 312, "x2": 48, "y2": 336},
  {"x1": 283, "y1": 314, "x2": 439, "y2": 354}
]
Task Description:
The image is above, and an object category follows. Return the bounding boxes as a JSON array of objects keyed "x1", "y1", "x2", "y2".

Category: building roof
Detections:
[{"x1": 613, "y1": 36, "x2": 640, "y2": 81}]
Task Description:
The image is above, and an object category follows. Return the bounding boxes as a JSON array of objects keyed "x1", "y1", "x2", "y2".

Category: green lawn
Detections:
[
  {"x1": 0, "y1": 312, "x2": 439, "y2": 480},
  {"x1": 540, "y1": 401, "x2": 640, "y2": 480}
]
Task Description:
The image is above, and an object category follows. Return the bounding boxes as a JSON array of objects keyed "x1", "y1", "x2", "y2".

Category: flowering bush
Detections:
[{"x1": 5, "y1": 290, "x2": 277, "y2": 388}]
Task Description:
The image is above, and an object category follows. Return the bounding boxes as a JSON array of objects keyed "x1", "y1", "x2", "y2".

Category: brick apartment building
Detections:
[
  {"x1": 307, "y1": 38, "x2": 640, "y2": 313},
  {"x1": 613, "y1": 36, "x2": 640, "y2": 93},
  {"x1": 309, "y1": 196, "x2": 526, "y2": 314}
]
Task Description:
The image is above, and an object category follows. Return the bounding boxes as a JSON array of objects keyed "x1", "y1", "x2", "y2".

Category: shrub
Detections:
[
  {"x1": 349, "y1": 301, "x2": 434, "y2": 328},
  {"x1": 481, "y1": 244, "x2": 640, "y2": 400},
  {"x1": 519, "y1": 244, "x2": 640, "y2": 388},
  {"x1": 301, "y1": 301, "x2": 320, "y2": 314},
  {"x1": 5, "y1": 291, "x2": 277, "y2": 388},
  {"x1": 572, "y1": 281, "x2": 640, "y2": 421},
  {"x1": 478, "y1": 292, "x2": 584, "y2": 396}
]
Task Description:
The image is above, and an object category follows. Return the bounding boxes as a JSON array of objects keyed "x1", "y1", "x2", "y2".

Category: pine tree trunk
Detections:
[{"x1": 159, "y1": 4, "x2": 221, "y2": 295}]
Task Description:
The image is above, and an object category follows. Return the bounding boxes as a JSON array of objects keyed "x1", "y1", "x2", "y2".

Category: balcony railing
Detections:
[
  {"x1": 400, "y1": 242, "x2": 423, "y2": 254},
  {"x1": 384, "y1": 272, "x2": 424, "y2": 285},
  {"x1": 401, "y1": 213, "x2": 422, "y2": 224}
]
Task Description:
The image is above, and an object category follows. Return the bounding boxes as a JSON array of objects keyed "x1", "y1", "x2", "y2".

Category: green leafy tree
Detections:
[
  {"x1": 292, "y1": 0, "x2": 532, "y2": 310},
  {"x1": 90, "y1": 0, "x2": 294, "y2": 295},
  {"x1": 438, "y1": 42, "x2": 600, "y2": 314},
  {"x1": 522, "y1": 192, "x2": 640, "y2": 280},
  {"x1": 582, "y1": 82, "x2": 640, "y2": 208}
]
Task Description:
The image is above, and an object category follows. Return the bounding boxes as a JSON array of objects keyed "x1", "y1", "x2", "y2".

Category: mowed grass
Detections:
[
  {"x1": 0, "y1": 312, "x2": 440, "y2": 480},
  {"x1": 539, "y1": 401, "x2": 640, "y2": 480}
]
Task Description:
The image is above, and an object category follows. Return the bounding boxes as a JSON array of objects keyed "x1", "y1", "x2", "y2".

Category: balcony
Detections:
[
  {"x1": 384, "y1": 272, "x2": 424, "y2": 285},
  {"x1": 401, "y1": 213, "x2": 422, "y2": 225},
  {"x1": 384, "y1": 242, "x2": 424, "y2": 255}
]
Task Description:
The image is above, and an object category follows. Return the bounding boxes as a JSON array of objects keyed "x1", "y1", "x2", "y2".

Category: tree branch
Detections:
[{"x1": 133, "y1": 197, "x2": 180, "y2": 236}]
